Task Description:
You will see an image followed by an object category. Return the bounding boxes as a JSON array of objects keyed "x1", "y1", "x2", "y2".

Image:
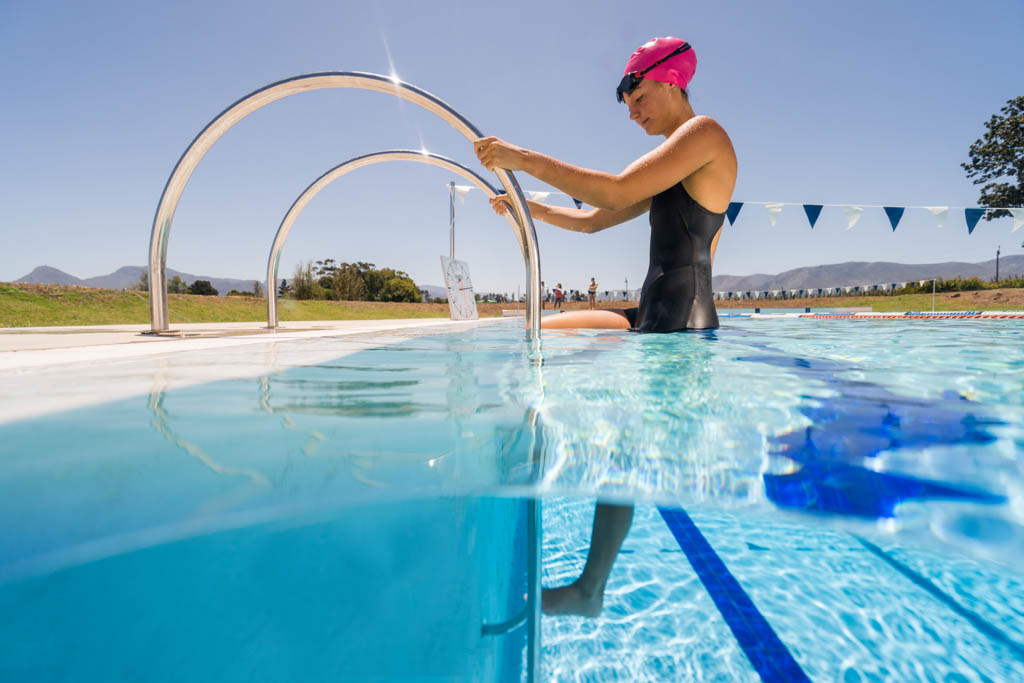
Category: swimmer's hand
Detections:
[
  {"x1": 474, "y1": 136, "x2": 529, "y2": 172},
  {"x1": 488, "y1": 193, "x2": 547, "y2": 221},
  {"x1": 488, "y1": 193, "x2": 513, "y2": 216}
]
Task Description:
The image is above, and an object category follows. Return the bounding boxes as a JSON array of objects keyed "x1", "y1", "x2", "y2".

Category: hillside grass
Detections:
[
  {"x1": 3, "y1": 283, "x2": 1023, "y2": 328},
  {"x1": 0, "y1": 283, "x2": 462, "y2": 328}
]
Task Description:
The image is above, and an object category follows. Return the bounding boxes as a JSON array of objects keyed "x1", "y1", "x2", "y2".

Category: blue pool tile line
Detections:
[
  {"x1": 658, "y1": 506, "x2": 810, "y2": 683},
  {"x1": 855, "y1": 536, "x2": 1024, "y2": 664}
]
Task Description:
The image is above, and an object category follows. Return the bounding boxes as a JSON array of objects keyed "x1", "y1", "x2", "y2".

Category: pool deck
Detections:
[
  {"x1": 0, "y1": 319, "x2": 505, "y2": 423},
  {"x1": 0, "y1": 319, "x2": 502, "y2": 367}
]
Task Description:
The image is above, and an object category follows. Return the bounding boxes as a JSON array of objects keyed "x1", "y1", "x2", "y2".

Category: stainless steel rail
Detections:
[
  {"x1": 266, "y1": 151, "x2": 528, "y2": 328},
  {"x1": 147, "y1": 71, "x2": 541, "y2": 334}
]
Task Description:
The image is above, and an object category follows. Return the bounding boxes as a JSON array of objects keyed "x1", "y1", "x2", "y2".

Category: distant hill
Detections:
[
  {"x1": 15, "y1": 256, "x2": 1024, "y2": 296},
  {"x1": 15, "y1": 265, "x2": 447, "y2": 300},
  {"x1": 17, "y1": 265, "x2": 87, "y2": 286},
  {"x1": 710, "y1": 256, "x2": 1024, "y2": 292},
  {"x1": 419, "y1": 285, "x2": 447, "y2": 299},
  {"x1": 16, "y1": 265, "x2": 271, "y2": 296}
]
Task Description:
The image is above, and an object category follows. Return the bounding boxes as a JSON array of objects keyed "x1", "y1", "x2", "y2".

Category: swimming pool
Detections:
[{"x1": 1, "y1": 318, "x2": 1022, "y2": 680}]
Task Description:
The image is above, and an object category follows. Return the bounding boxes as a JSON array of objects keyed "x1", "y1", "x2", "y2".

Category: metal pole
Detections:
[
  {"x1": 148, "y1": 72, "x2": 541, "y2": 336},
  {"x1": 932, "y1": 278, "x2": 936, "y2": 312},
  {"x1": 449, "y1": 181, "x2": 456, "y2": 260},
  {"x1": 266, "y1": 151, "x2": 528, "y2": 328}
]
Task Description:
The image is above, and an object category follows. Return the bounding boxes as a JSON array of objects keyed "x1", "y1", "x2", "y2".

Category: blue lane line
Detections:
[
  {"x1": 658, "y1": 507, "x2": 810, "y2": 683},
  {"x1": 855, "y1": 536, "x2": 1024, "y2": 663}
]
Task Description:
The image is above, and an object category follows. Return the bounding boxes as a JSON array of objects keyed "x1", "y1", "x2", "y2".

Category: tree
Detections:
[
  {"x1": 290, "y1": 261, "x2": 324, "y2": 300},
  {"x1": 379, "y1": 276, "x2": 422, "y2": 302},
  {"x1": 135, "y1": 270, "x2": 149, "y2": 291},
  {"x1": 963, "y1": 95, "x2": 1024, "y2": 220},
  {"x1": 314, "y1": 258, "x2": 337, "y2": 277},
  {"x1": 362, "y1": 266, "x2": 418, "y2": 301},
  {"x1": 331, "y1": 263, "x2": 366, "y2": 300},
  {"x1": 167, "y1": 275, "x2": 187, "y2": 294},
  {"x1": 188, "y1": 279, "x2": 218, "y2": 296},
  {"x1": 252, "y1": 280, "x2": 263, "y2": 298}
]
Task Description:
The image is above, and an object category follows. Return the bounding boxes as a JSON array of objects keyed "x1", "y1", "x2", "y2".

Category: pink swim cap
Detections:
[{"x1": 622, "y1": 37, "x2": 697, "y2": 94}]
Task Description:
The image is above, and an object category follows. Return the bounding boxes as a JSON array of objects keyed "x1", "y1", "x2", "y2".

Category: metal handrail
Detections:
[
  {"x1": 266, "y1": 151, "x2": 528, "y2": 328},
  {"x1": 147, "y1": 71, "x2": 541, "y2": 334}
]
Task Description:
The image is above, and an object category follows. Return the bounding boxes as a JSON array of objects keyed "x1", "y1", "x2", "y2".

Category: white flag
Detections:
[
  {"x1": 452, "y1": 185, "x2": 473, "y2": 204},
  {"x1": 1011, "y1": 208, "x2": 1024, "y2": 234},
  {"x1": 764, "y1": 202, "x2": 784, "y2": 226},
  {"x1": 841, "y1": 206, "x2": 864, "y2": 230},
  {"x1": 925, "y1": 206, "x2": 949, "y2": 229},
  {"x1": 527, "y1": 191, "x2": 551, "y2": 202}
]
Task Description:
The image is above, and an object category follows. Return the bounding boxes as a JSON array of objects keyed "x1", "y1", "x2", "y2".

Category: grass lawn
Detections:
[
  {"x1": 3, "y1": 283, "x2": 1022, "y2": 328},
  {"x1": 0, "y1": 283, "x2": 462, "y2": 328}
]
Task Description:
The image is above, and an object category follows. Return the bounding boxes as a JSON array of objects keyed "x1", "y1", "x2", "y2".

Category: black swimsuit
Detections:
[{"x1": 617, "y1": 183, "x2": 724, "y2": 333}]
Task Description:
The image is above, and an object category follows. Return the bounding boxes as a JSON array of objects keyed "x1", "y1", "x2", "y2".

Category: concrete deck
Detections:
[
  {"x1": 0, "y1": 318, "x2": 503, "y2": 423},
  {"x1": 0, "y1": 319, "x2": 500, "y2": 367}
]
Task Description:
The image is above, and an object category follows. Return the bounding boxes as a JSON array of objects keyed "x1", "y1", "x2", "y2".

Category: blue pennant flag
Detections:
[
  {"x1": 965, "y1": 208, "x2": 984, "y2": 234},
  {"x1": 883, "y1": 206, "x2": 905, "y2": 231},
  {"x1": 802, "y1": 204, "x2": 824, "y2": 228},
  {"x1": 571, "y1": 197, "x2": 583, "y2": 210},
  {"x1": 726, "y1": 202, "x2": 743, "y2": 225}
]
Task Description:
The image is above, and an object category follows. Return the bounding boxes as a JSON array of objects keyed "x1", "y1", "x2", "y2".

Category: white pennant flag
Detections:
[
  {"x1": 841, "y1": 205, "x2": 864, "y2": 230},
  {"x1": 1011, "y1": 208, "x2": 1024, "y2": 233},
  {"x1": 925, "y1": 206, "x2": 949, "y2": 229},
  {"x1": 764, "y1": 202, "x2": 784, "y2": 226},
  {"x1": 527, "y1": 191, "x2": 551, "y2": 202},
  {"x1": 452, "y1": 185, "x2": 473, "y2": 204}
]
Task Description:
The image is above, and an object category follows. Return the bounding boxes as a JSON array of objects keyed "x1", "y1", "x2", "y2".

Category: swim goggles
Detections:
[{"x1": 615, "y1": 42, "x2": 692, "y2": 103}]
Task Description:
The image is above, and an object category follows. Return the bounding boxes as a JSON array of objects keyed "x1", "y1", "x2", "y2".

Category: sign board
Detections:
[{"x1": 440, "y1": 256, "x2": 478, "y2": 320}]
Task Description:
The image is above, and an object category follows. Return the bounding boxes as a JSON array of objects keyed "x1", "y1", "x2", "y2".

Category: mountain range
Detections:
[
  {"x1": 707, "y1": 256, "x2": 1023, "y2": 292},
  {"x1": 12, "y1": 256, "x2": 1024, "y2": 295},
  {"x1": 13, "y1": 265, "x2": 450, "y2": 298},
  {"x1": 16, "y1": 266, "x2": 270, "y2": 296}
]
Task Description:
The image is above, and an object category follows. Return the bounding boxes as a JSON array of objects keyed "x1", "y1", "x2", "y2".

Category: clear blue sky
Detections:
[{"x1": 2, "y1": 0, "x2": 1021, "y2": 292}]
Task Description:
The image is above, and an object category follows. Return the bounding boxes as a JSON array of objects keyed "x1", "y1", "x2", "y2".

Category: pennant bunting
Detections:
[
  {"x1": 1011, "y1": 208, "x2": 1024, "y2": 233},
  {"x1": 442, "y1": 185, "x2": 1019, "y2": 234},
  {"x1": 726, "y1": 202, "x2": 743, "y2": 225},
  {"x1": 841, "y1": 205, "x2": 864, "y2": 230},
  {"x1": 883, "y1": 206, "x2": 905, "y2": 231},
  {"x1": 802, "y1": 204, "x2": 824, "y2": 229},
  {"x1": 925, "y1": 206, "x2": 949, "y2": 229},
  {"x1": 965, "y1": 208, "x2": 984, "y2": 234}
]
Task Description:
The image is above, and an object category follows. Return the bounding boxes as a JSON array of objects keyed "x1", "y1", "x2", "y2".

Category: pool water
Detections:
[{"x1": 1, "y1": 318, "x2": 1022, "y2": 680}]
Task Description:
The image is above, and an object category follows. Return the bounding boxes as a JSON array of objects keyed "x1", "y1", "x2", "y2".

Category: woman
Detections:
[
  {"x1": 475, "y1": 36, "x2": 736, "y2": 334},
  {"x1": 474, "y1": 37, "x2": 737, "y2": 617}
]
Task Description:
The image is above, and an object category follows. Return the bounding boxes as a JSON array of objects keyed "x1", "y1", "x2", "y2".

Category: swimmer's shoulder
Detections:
[
  {"x1": 672, "y1": 115, "x2": 734, "y2": 155},
  {"x1": 674, "y1": 116, "x2": 736, "y2": 211}
]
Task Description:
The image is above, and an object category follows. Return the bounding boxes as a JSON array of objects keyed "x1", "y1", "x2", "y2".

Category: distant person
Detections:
[
  {"x1": 588, "y1": 278, "x2": 598, "y2": 309},
  {"x1": 540, "y1": 280, "x2": 547, "y2": 309},
  {"x1": 475, "y1": 36, "x2": 736, "y2": 617},
  {"x1": 554, "y1": 283, "x2": 564, "y2": 310}
]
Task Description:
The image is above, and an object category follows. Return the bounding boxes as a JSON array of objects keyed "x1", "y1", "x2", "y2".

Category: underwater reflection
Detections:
[
  {"x1": 540, "y1": 331, "x2": 718, "y2": 618},
  {"x1": 739, "y1": 353, "x2": 1006, "y2": 518}
]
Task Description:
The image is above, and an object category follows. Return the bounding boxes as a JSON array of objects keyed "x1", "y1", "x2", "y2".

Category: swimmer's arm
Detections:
[
  {"x1": 490, "y1": 197, "x2": 649, "y2": 233},
  {"x1": 475, "y1": 117, "x2": 728, "y2": 211},
  {"x1": 531, "y1": 199, "x2": 650, "y2": 233}
]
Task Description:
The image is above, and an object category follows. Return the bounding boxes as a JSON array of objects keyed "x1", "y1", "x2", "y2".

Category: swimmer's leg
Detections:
[
  {"x1": 540, "y1": 310, "x2": 631, "y2": 330},
  {"x1": 542, "y1": 503, "x2": 635, "y2": 617}
]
